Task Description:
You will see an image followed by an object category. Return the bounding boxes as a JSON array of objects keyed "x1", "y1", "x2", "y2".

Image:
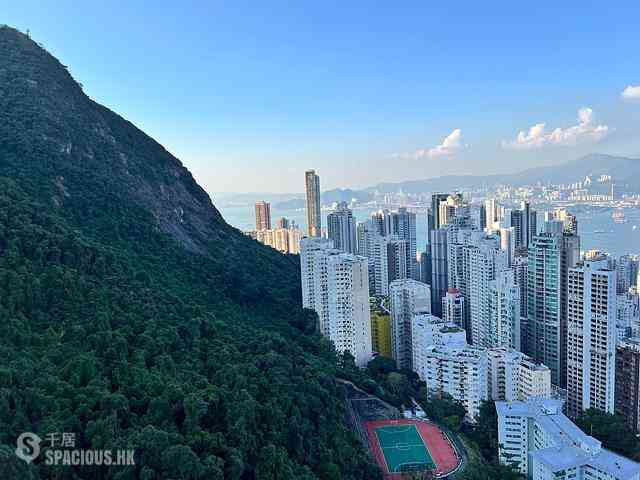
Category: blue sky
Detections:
[{"x1": 4, "y1": 1, "x2": 640, "y2": 193}]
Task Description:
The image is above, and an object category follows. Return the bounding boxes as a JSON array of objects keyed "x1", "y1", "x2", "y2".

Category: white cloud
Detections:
[
  {"x1": 414, "y1": 129, "x2": 464, "y2": 158},
  {"x1": 622, "y1": 85, "x2": 640, "y2": 100},
  {"x1": 503, "y1": 107, "x2": 610, "y2": 150}
]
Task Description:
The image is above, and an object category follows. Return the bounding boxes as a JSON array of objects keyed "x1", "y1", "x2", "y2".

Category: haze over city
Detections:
[{"x1": 4, "y1": 1, "x2": 640, "y2": 193}]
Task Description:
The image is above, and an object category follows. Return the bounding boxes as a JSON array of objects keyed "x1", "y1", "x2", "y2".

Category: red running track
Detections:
[{"x1": 364, "y1": 419, "x2": 460, "y2": 479}]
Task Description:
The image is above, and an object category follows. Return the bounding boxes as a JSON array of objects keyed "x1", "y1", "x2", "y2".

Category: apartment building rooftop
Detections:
[{"x1": 497, "y1": 399, "x2": 640, "y2": 479}]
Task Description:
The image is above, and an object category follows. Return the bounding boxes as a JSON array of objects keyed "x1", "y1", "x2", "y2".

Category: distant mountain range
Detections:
[
  {"x1": 356, "y1": 153, "x2": 640, "y2": 195},
  {"x1": 217, "y1": 154, "x2": 640, "y2": 207}
]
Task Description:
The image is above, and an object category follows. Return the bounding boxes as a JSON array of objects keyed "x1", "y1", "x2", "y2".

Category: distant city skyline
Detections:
[{"x1": 5, "y1": 2, "x2": 640, "y2": 193}]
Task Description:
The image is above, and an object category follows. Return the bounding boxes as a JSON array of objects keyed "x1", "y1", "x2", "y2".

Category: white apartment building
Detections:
[
  {"x1": 411, "y1": 312, "x2": 467, "y2": 352},
  {"x1": 488, "y1": 269, "x2": 521, "y2": 350},
  {"x1": 327, "y1": 202, "x2": 357, "y2": 254},
  {"x1": 566, "y1": 259, "x2": 617, "y2": 418},
  {"x1": 519, "y1": 358, "x2": 553, "y2": 401},
  {"x1": 497, "y1": 399, "x2": 640, "y2": 480},
  {"x1": 487, "y1": 348, "x2": 551, "y2": 402},
  {"x1": 300, "y1": 237, "x2": 334, "y2": 311},
  {"x1": 300, "y1": 238, "x2": 372, "y2": 367},
  {"x1": 370, "y1": 235, "x2": 408, "y2": 296},
  {"x1": 389, "y1": 279, "x2": 430, "y2": 369},
  {"x1": 414, "y1": 343, "x2": 488, "y2": 421},
  {"x1": 326, "y1": 253, "x2": 372, "y2": 367},
  {"x1": 442, "y1": 288, "x2": 465, "y2": 329},
  {"x1": 447, "y1": 229, "x2": 518, "y2": 349},
  {"x1": 468, "y1": 238, "x2": 510, "y2": 348}
]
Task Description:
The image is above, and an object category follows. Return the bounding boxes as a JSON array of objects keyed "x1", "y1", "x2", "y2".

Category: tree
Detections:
[
  {"x1": 420, "y1": 393, "x2": 466, "y2": 431},
  {"x1": 460, "y1": 462, "x2": 524, "y2": 480},
  {"x1": 466, "y1": 401, "x2": 499, "y2": 462},
  {"x1": 367, "y1": 356, "x2": 397, "y2": 377},
  {"x1": 575, "y1": 409, "x2": 640, "y2": 460}
]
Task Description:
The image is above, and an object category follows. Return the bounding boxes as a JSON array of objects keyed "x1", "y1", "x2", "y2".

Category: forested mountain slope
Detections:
[{"x1": 0, "y1": 26, "x2": 380, "y2": 480}]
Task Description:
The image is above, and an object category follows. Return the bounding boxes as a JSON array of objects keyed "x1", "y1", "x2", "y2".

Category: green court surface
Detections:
[{"x1": 375, "y1": 424, "x2": 435, "y2": 473}]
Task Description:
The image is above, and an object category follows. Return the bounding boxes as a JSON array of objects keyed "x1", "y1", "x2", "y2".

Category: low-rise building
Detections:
[{"x1": 497, "y1": 398, "x2": 640, "y2": 480}]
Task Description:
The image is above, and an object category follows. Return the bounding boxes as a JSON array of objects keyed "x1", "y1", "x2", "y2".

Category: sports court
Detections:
[
  {"x1": 374, "y1": 423, "x2": 435, "y2": 473},
  {"x1": 364, "y1": 419, "x2": 460, "y2": 478}
]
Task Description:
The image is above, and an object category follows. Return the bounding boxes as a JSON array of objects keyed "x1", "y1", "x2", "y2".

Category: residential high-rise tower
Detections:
[
  {"x1": 255, "y1": 201, "x2": 271, "y2": 231},
  {"x1": 327, "y1": 202, "x2": 357, "y2": 254},
  {"x1": 305, "y1": 170, "x2": 321, "y2": 237},
  {"x1": 566, "y1": 258, "x2": 617, "y2": 418}
]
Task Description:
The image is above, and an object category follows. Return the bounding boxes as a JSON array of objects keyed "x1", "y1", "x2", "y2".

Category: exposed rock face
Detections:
[{"x1": 0, "y1": 25, "x2": 225, "y2": 254}]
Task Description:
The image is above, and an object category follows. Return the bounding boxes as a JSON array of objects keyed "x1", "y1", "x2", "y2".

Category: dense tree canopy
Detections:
[
  {"x1": 575, "y1": 409, "x2": 640, "y2": 461},
  {"x1": 0, "y1": 25, "x2": 385, "y2": 479},
  {"x1": 0, "y1": 178, "x2": 382, "y2": 479}
]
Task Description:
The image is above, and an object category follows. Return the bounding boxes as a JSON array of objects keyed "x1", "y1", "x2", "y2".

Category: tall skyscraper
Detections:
[
  {"x1": 511, "y1": 201, "x2": 537, "y2": 249},
  {"x1": 255, "y1": 201, "x2": 271, "y2": 231},
  {"x1": 389, "y1": 279, "x2": 431, "y2": 369},
  {"x1": 468, "y1": 237, "x2": 510, "y2": 348},
  {"x1": 430, "y1": 228, "x2": 448, "y2": 316},
  {"x1": 526, "y1": 233, "x2": 562, "y2": 385},
  {"x1": 305, "y1": 170, "x2": 321, "y2": 237},
  {"x1": 369, "y1": 208, "x2": 417, "y2": 278},
  {"x1": 524, "y1": 219, "x2": 580, "y2": 388},
  {"x1": 418, "y1": 250, "x2": 432, "y2": 285},
  {"x1": 327, "y1": 202, "x2": 357, "y2": 254},
  {"x1": 513, "y1": 250, "x2": 529, "y2": 347},
  {"x1": 559, "y1": 231, "x2": 580, "y2": 387},
  {"x1": 489, "y1": 269, "x2": 521, "y2": 351},
  {"x1": 370, "y1": 235, "x2": 408, "y2": 296},
  {"x1": 447, "y1": 228, "x2": 517, "y2": 348},
  {"x1": 300, "y1": 237, "x2": 334, "y2": 312},
  {"x1": 428, "y1": 193, "x2": 450, "y2": 241},
  {"x1": 356, "y1": 220, "x2": 374, "y2": 257},
  {"x1": 391, "y1": 207, "x2": 418, "y2": 279},
  {"x1": 326, "y1": 253, "x2": 372, "y2": 367},
  {"x1": 300, "y1": 238, "x2": 372, "y2": 366},
  {"x1": 566, "y1": 258, "x2": 617, "y2": 418}
]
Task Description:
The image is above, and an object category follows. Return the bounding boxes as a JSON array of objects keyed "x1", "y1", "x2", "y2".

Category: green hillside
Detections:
[{"x1": 0, "y1": 25, "x2": 380, "y2": 480}]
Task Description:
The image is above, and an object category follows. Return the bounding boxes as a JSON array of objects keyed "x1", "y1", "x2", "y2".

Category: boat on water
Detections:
[{"x1": 612, "y1": 210, "x2": 626, "y2": 223}]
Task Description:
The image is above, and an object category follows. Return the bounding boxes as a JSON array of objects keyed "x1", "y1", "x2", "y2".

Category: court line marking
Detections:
[
  {"x1": 376, "y1": 424, "x2": 435, "y2": 473},
  {"x1": 414, "y1": 424, "x2": 437, "y2": 471}
]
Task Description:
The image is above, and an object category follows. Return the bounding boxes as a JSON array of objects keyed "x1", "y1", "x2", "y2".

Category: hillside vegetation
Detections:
[{"x1": 0, "y1": 26, "x2": 380, "y2": 480}]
